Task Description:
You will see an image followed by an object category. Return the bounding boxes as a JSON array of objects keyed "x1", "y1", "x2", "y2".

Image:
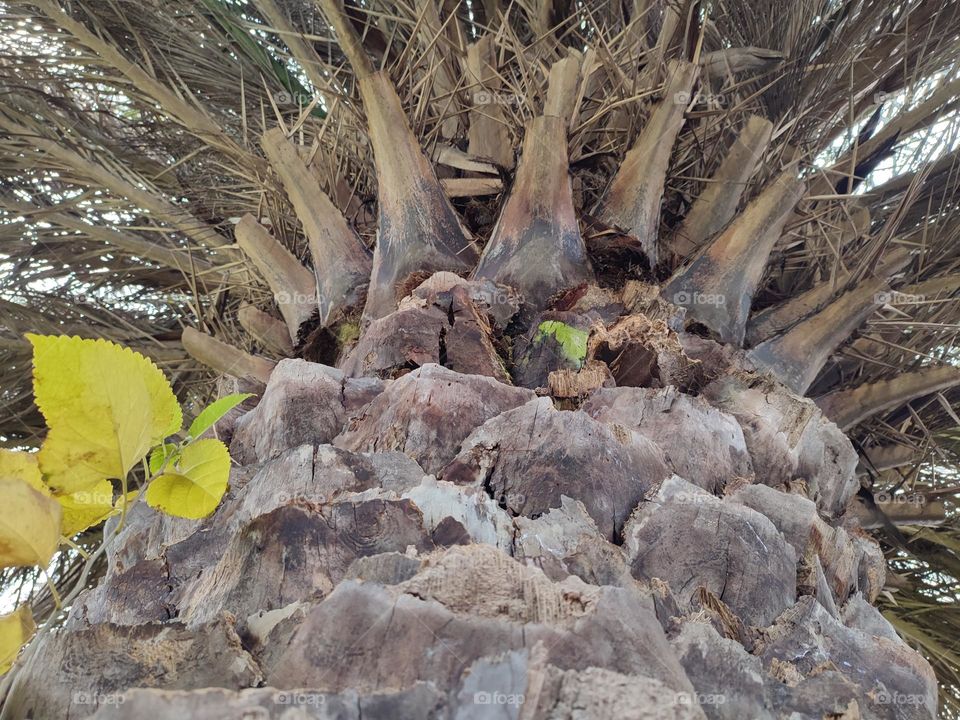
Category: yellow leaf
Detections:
[
  {"x1": 57, "y1": 480, "x2": 119, "y2": 537},
  {"x1": 0, "y1": 450, "x2": 42, "y2": 490},
  {"x1": 28, "y1": 335, "x2": 181, "y2": 495},
  {"x1": 0, "y1": 606, "x2": 36, "y2": 675},
  {"x1": 0, "y1": 478, "x2": 61, "y2": 568},
  {"x1": 145, "y1": 439, "x2": 230, "y2": 519},
  {"x1": 0, "y1": 450, "x2": 118, "y2": 538}
]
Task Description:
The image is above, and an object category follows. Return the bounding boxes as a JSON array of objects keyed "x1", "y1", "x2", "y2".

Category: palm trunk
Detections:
[{"x1": 3, "y1": 3, "x2": 946, "y2": 719}]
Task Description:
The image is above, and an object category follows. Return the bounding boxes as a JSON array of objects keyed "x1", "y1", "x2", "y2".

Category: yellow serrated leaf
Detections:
[
  {"x1": 57, "y1": 480, "x2": 118, "y2": 537},
  {"x1": 145, "y1": 439, "x2": 230, "y2": 519},
  {"x1": 0, "y1": 478, "x2": 61, "y2": 569},
  {"x1": 0, "y1": 450, "x2": 42, "y2": 490},
  {"x1": 28, "y1": 335, "x2": 181, "y2": 495},
  {"x1": 0, "y1": 450, "x2": 117, "y2": 538},
  {"x1": 0, "y1": 606, "x2": 36, "y2": 675}
]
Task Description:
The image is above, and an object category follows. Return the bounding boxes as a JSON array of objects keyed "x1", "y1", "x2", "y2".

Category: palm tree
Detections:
[{"x1": 2, "y1": 0, "x2": 960, "y2": 717}]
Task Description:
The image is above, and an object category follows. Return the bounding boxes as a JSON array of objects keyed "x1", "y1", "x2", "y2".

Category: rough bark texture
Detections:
[{"x1": 6, "y1": 295, "x2": 937, "y2": 720}]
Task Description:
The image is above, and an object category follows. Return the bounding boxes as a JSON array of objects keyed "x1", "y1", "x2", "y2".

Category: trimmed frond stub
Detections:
[
  {"x1": 817, "y1": 366, "x2": 960, "y2": 430},
  {"x1": 597, "y1": 59, "x2": 699, "y2": 266},
  {"x1": 473, "y1": 114, "x2": 593, "y2": 310},
  {"x1": 234, "y1": 214, "x2": 318, "y2": 342},
  {"x1": 181, "y1": 327, "x2": 275, "y2": 385},
  {"x1": 667, "y1": 115, "x2": 773, "y2": 261},
  {"x1": 260, "y1": 128, "x2": 371, "y2": 326},
  {"x1": 662, "y1": 170, "x2": 806, "y2": 345}
]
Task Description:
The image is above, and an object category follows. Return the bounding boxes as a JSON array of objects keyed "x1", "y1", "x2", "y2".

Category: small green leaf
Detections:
[
  {"x1": 148, "y1": 443, "x2": 180, "y2": 475},
  {"x1": 187, "y1": 393, "x2": 254, "y2": 439},
  {"x1": 535, "y1": 321, "x2": 589, "y2": 368},
  {"x1": 145, "y1": 439, "x2": 231, "y2": 519}
]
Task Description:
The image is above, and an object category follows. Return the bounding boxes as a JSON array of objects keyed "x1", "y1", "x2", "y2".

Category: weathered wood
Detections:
[
  {"x1": 667, "y1": 115, "x2": 773, "y2": 260},
  {"x1": 747, "y1": 275, "x2": 889, "y2": 394},
  {"x1": 583, "y1": 386, "x2": 753, "y2": 494},
  {"x1": 699, "y1": 47, "x2": 784, "y2": 82},
  {"x1": 623, "y1": 476, "x2": 797, "y2": 626},
  {"x1": 439, "y1": 177, "x2": 503, "y2": 197},
  {"x1": 359, "y1": 70, "x2": 479, "y2": 320},
  {"x1": 473, "y1": 115, "x2": 593, "y2": 309},
  {"x1": 466, "y1": 35, "x2": 515, "y2": 169},
  {"x1": 746, "y1": 245, "x2": 910, "y2": 346},
  {"x1": 316, "y1": 0, "x2": 477, "y2": 321},
  {"x1": 237, "y1": 304, "x2": 294, "y2": 356},
  {"x1": 543, "y1": 54, "x2": 582, "y2": 124},
  {"x1": 703, "y1": 374, "x2": 859, "y2": 517},
  {"x1": 816, "y1": 365, "x2": 960, "y2": 430},
  {"x1": 662, "y1": 170, "x2": 805, "y2": 345},
  {"x1": 230, "y1": 359, "x2": 385, "y2": 464},
  {"x1": 4, "y1": 614, "x2": 261, "y2": 720},
  {"x1": 339, "y1": 279, "x2": 510, "y2": 382},
  {"x1": 181, "y1": 327, "x2": 276, "y2": 384},
  {"x1": 234, "y1": 214, "x2": 318, "y2": 341},
  {"x1": 857, "y1": 443, "x2": 919, "y2": 474},
  {"x1": 442, "y1": 397, "x2": 670, "y2": 541},
  {"x1": 598, "y1": 60, "x2": 699, "y2": 265},
  {"x1": 260, "y1": 128, "x2": 371, "y2": 325},
  {"x1": 335, "y1": 363, "x2": 533, "y2": 474}
]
